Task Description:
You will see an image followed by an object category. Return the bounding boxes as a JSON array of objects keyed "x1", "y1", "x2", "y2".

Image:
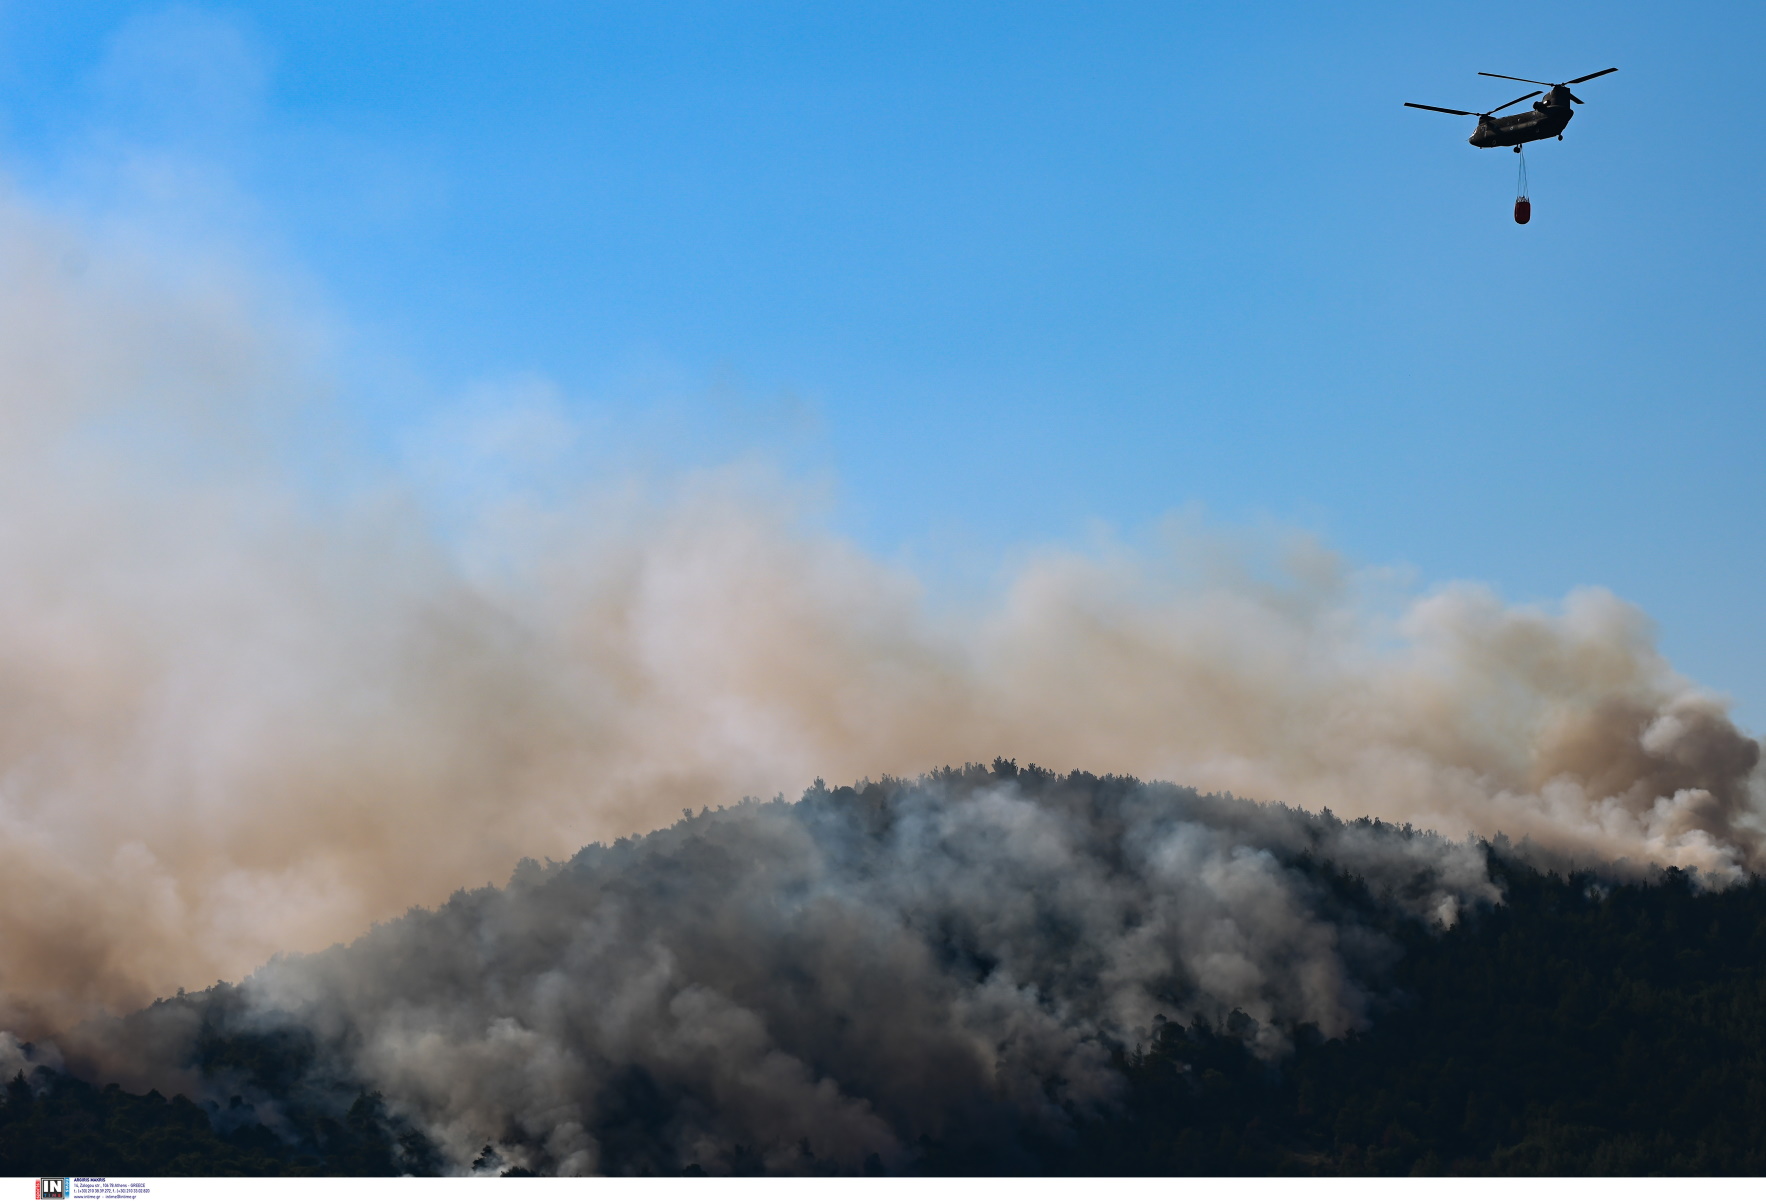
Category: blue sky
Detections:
[{"x1": 1, "y1": 1, "x2": 1763, "y2": 724}]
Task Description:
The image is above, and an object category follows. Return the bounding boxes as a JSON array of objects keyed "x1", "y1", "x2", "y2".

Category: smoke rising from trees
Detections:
[
  {"x1": 0, "y1": 184, "x2": 1760, "y2": 1051},
  {"x1": 61, "y1": 769, "x2": 1504, "y2": 1174}
]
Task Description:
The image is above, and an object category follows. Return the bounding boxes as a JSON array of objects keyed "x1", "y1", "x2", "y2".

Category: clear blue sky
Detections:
[{"x1": 2, "y1": 2, "x2": 1762, "y2": 724}]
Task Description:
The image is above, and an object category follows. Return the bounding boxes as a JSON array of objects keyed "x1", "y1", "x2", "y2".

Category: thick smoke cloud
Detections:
[
  {"x1": 0, "y1": 183, "x2": 1760, "y2": 1045},
  {"x1": 67, "y1": 771, "x2": 1500, "y2": 1174}
]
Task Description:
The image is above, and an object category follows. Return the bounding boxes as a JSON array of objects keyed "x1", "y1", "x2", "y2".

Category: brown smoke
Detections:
[{"x1": 0, "y1": 190, "x2": 1759, "y2": 1038}]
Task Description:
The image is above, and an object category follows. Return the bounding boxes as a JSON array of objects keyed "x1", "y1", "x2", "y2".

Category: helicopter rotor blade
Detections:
[
  {"x1": 1480, "y1": 68, "x2": 1617, "y2": 90},
  {"x1": 1566, "y1": 90, "x2": 1584, "y2": 104},
  {"x1": 1484, "y1": 90, "x2": 1543, "y2": 115},
  {"x1": 1403, "y1": 102, "x2": 1478, "y2": 116},
  {"x1": 1478, "y1": 72, "x2": 1554, "y2": 86}
]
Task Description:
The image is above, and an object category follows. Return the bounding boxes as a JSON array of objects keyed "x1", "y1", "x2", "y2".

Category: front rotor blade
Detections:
[
  {"x1": 1566, "y1": 91, "x2": 1584, "y2": 104},
  {"x1": 1485, "y1": 90, "x2": 1543, "y2": 115},
  {"x1": 1564, "y1": 67, "x2": 1617, "y2": 85},
  {"x1": 1479, "y1": 72, "x2": 1554, "y2": 86},
  {"x1": 1404, "y1": 102, "x2": 1478, "y2": 115}
]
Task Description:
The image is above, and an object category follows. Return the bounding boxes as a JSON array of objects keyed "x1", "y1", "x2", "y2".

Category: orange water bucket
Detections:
[{"x1": 1514, "y1": 198, "x2": 1531, "y2": 224}]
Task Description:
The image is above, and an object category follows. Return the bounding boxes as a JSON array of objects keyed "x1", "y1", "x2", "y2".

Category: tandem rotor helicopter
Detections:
[{"x1": 1405, "y1": 68, "x2": 1617, "y2": 223}]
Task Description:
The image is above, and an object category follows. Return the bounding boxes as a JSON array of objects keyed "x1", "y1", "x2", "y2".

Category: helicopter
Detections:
[{"x1": 1405, "y1": 68, "x2": 1617, "y2": 151}]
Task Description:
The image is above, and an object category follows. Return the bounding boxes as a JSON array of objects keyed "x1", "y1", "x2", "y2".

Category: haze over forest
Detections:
[
  {"x1": 1, "y1": 181, "x2": 1763, "y2": 1173},
  {"x1": 2, "y1": 1, "x2": 1764, "y2": 1178},
  {"x1": 2, "y1": 183, "x2": 1761, "y2": 1034}
]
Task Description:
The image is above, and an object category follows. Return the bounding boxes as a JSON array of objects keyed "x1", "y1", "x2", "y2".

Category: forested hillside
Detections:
[
  {"x1": 5, "y1": 765, "x2": 1765, "y2": 1176},
  {"x1": 1053, "y1": 858, "x2": 1766, "y2": 1174}
]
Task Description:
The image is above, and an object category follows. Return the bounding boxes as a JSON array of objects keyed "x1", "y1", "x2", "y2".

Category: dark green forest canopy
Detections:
[
  {"x1": 6, "y1": 764, "x2": 1766, "y2": 1176},
  {"x1": 1053, "y1": 857, "x2": 1766, "y2": 1175}
]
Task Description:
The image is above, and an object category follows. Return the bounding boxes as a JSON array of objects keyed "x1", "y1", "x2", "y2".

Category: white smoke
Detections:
[
  {"x1": 0, "y1": 172, "x2": 1758, "y2": 1045},
  {"x1": 65, "y1": 772, "x2": 1503, "y2": 1174},
  {"x1": 0, "y1": 1030, "x2": 62, "y2": 1087}
]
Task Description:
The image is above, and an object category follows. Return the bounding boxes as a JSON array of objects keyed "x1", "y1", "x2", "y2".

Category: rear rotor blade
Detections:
[
  {"x1": 1404, "y1": 102, "x2": 1478, "y2": 116},
  {"x1": 1564, "y1": 67, "x2": 1617, "y2": 85},
  {"x1": 1479, "y1": 72, "x2": 1554, "y2": 86},
  {"x1": 1485, "y1": 90, "x2": 1543, "y2": 115}
]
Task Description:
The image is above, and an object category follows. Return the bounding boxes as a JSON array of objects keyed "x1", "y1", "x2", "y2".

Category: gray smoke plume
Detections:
[
  {"x1": 0, "y1": 181, "x2": 1761, "y2": 1040},
  {"x1": 60, "y1": 768, "x2": 1502, "y2": 1174}
]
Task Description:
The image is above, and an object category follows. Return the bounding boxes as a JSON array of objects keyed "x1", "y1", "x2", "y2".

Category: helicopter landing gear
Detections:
[{"x1": 1513, "y1": 145, "x2": 1522, "y2": 153}]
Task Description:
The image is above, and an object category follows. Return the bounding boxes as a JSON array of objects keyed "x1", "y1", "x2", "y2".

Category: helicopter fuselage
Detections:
[
  {"x1": 1470, "y1": 100, "x2": 1573, "y2": 148},
  {"x1": 1407, "y1": 70, "x2": 1613, "y2": 154}
]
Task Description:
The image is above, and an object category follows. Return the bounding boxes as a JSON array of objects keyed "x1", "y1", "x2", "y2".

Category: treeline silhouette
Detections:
[
  {"x1": 5, "y1": 765, "x2": 1765, "y2": 1176},
  {"x1": 0, "y1": 1072, "x2": 437, "y2": 1176},
  {"x1": 1043, "y1": 856, "x2": 1766, "y2": 1174}
]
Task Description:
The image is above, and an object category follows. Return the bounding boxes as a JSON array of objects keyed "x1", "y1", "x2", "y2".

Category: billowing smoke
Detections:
[
  {"x1": 0, "y1": 180, "x2": 1760, "y2": 1051},
  {"x1": 65, "y1": 769, "x2": 1500, "y2": 1174}
]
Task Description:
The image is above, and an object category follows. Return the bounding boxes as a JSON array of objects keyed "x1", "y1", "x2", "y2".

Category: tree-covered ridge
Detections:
[
  {"x1": 7, "y1": 764, "x2": 1766, "y2": 1175},
  {"x1": 1046, "y1": 858, "x2": 1766, "y2": 1174},
  {"x1": 0, "y1": 1069, "x2": 436, "y2": 1177}
]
